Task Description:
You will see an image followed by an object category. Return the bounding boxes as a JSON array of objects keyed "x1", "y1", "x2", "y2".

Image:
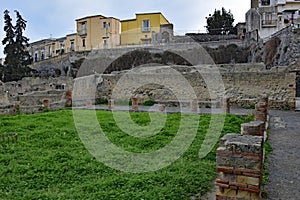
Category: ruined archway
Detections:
[{"x1": 104, "y1": 49, "x2": 193, "y2": 74}]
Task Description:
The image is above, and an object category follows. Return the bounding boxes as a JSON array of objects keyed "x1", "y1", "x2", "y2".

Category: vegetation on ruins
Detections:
[
  {"x1": 0, "y1": 110, "x2": 252, "y2": 199},
  {"x1": 1, "y1": 10, "x2": 33, "y2": 82},
  {"x1": 205, "y1": 7, "x2": 235, "y2": 35}
]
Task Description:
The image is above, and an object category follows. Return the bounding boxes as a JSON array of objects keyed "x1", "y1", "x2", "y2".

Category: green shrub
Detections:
[{"x1": 142, "y1": 100, "x2": 155, "y2": 106}]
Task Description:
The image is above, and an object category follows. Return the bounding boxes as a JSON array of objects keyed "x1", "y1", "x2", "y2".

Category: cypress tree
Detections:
[
  {"x1": 14, "y1": 10, "x2": 31, "y2": 67},
  {"x1": 1, "y1": 10, "x2": 33, "y2": 82},
  {"x1": 2, "y1": 10, "x2": 15, "y2": 72}
]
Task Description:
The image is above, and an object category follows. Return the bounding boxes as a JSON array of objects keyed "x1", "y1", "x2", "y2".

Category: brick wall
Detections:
[{"x1": 215, "y1": 98, "x2": 269, "y2": 200}]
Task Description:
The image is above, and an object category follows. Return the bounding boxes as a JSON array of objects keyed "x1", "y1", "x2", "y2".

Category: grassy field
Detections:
[{"x1": 0, "y1": 110, "x2": 252, "y2": 199}]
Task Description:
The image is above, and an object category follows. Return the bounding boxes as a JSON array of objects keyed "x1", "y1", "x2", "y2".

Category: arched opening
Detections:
[{"x1": 104, "y1": 49, "x2": 193, "y2": 74}]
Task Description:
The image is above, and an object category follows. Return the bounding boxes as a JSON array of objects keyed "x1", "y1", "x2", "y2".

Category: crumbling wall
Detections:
[
  {"x1": 216, "y1": 98, "x2": 269, "y2": 200},
  {"x1": 249, "y1": 27, "x2": 300, "y2": 69},
  {"x1": 0, "y1": 77, "x2": 73, "y2": 115},
  {"x1": 93, "y1": 64, "x2": 295, "y2": 110}
]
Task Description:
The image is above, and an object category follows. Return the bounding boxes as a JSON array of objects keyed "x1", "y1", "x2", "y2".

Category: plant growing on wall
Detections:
[
  {"x1": 1, "y1": 9, "x2": 33, "y2": 82},
  {"x1": 205, "y1": 7, "x2": 235, "y2": 35}
]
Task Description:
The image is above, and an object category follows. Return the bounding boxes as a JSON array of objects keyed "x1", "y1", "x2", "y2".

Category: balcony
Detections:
[
  {"x1": 142, "y1": 27, "x2": 151, "y2": 32},
  {"x1": 262, "y1": 20, "x2": 278, "y2": 27},
  {"x1": 77, "y1": 28, "x2": 87, "y2": 36}
]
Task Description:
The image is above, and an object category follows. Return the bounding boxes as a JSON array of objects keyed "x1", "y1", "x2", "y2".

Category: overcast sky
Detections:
[{"x1": 0, "y1": 0, "x2": 250, "y2": 58}]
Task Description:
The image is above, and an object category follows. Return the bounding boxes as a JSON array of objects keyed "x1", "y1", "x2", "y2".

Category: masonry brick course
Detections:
[{"x1": 216, "y1": 99, "x2": 268, "y2": 199}]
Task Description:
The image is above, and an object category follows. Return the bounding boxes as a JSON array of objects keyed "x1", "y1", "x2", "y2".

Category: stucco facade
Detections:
[
  {"x1": 28, "y1": 14, "x2": 121, "y2": 63},
  {"x1": 75, "y1": 15, "x2": 120, "y2": 51},
  {"x1": 246, "y1": 0, "x2": 300, "y2": 39},
  {"x1": 121, "y1": 12, "x2": 172, "y2": 45}
]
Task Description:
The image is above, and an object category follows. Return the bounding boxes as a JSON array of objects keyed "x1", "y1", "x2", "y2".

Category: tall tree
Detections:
[
  {"x1": 2, "y1": 10, "x2": 15, "y2": 69},
  {"x1": 14, "y1": 10, "x2": 31, "y2": 67},
  {"x1": 206, "y1": 7, "x2": 235, "y2": 35},
  {"x1": 1, "y1": 10, "x2": 33, "y2": 82}
]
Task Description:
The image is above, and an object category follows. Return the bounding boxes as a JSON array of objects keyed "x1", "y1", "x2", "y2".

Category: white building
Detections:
[{"x1": 246, "y1": 0, "x2": 300, "y2": 39}]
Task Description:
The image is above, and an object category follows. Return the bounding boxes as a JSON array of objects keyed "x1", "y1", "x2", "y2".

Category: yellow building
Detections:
[
  {"x1": 121, "y1": 12, "x2": 173, "y2": 45},
  {"x1": 28, "y1": 14, "x2": 121, "y2": 63},
  {"x1": 76, "y1": 15, "x2": 120, "y2": 51}
]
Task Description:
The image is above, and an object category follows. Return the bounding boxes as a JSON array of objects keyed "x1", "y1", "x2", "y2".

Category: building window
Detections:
[
  {"x1": 261, "y1": 0, "x2": 270, "y2": 6},
  {"x1": 41, "y1": 50, "x2": 45, "y2": 60},
  {"x1": 81, "y1": 22, "x2": 86, "y2": 34},
  {"x1": 103, "y1": 21, "x2": 111, "y2": 29},
  {"x1": 82, "y1": 38, "x2": 86, "y2": 47},
  {"x1": 262, "y1": 12, "x2": 277, "y2": 26},
  {"x1": 34, "y1": 51, "x2": 38, "y2": 62},
  {"x1": 59, "y1": 43, "x2": 64, "y2": 54},
  {"x1": 48, "y1": 46, "x2": 52, "y2": 57},
  {"x1": 104, "y1": 39, "x2": 108, "y2": 48},
  {"x1": 142, "y1": 20, "x2": 150, "y2": 32},
  {"x1": 70, "y1": 40, "x2": 75, "y2": 51}
]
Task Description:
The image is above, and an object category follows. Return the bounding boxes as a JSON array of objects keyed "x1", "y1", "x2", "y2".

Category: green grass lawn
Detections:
[{"x1": 0, "y1": 110, "x2": 252, "y2": 200}]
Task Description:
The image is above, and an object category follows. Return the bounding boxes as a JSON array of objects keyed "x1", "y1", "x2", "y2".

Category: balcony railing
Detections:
[
  {"x1": 77, "y1": 28, "x2": 87, "y2": 36},
  {"x1": 262, "y1": 20, "x2": 277, "y2": 27},
  {"x1": 142, "y1": 27, "x2": 151, "y2": 32}
]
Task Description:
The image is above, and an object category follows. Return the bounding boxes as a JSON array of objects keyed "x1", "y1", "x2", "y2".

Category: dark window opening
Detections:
[
  {"x1": 82, "y1": 38, "x2": 86, "y2": 47},
  {"x1": 261, "y1": 0, "x2": 270, "y2": 6}
]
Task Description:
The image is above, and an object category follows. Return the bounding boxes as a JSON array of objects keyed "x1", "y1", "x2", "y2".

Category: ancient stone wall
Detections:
[
  {"x1": 92, "y1": 64, "x2": 295, "y2": 110},
  {"x1": 0, "y1": 77, "x2": 73, "y2": 115},
  {"x1": 249, "y1": 26, "x2": 300, "y2": 69},
  {"x1": 184, "y1": 34, "x2": 238, "y2": 42}
]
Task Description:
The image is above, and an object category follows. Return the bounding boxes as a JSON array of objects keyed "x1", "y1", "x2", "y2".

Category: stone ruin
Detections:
[
  {"x1": 0, "y1": 77, "x2": 73, "y2": 115},
  {"x1": 216, "y1": 98, "x2": 269, "y2": 200}
]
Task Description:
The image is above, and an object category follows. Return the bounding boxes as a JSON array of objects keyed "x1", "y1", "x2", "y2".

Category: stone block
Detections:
[
  {"x1": 221, "y1": 188, "x2": 238, "y2": 197},
  {"x1": 86, "y1": 100, "x2": 93, "y2": 108},
  {"x1": 236, "y1": 190, "x2": 252, "y2": 199},
  {"x1": 131, "y1": 97, "x2": 138, "y2": 111},
  {"x1": 241, "y1": 121, "x2": 265, "y2": 136},
  {"x1": 237, "y1": 176, "x2": 260, "y2": 186},
  {"x1": 222, "y1": 97, "x2": 230, "y2": 114},
  {"x1": 190, "y1": 99, "x2": 198, "y2": 113},
  {"x1": 250, "y1": 192, "x2": 260, "y2": 200},
  {"x1": 158, "y1": 104, "x2": 166, "y2": 112}
]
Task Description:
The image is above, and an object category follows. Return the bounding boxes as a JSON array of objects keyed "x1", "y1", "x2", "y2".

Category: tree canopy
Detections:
[
  {"x1": 1, "y1": 10, "x2": 33, "y2": 82},
  {"x1": 206, "y1": 7, "x2": 235, "y2": 35}
]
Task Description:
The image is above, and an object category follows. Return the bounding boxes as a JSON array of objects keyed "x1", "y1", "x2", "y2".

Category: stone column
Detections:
[
  {"x1": 86, "y1": 100, "x2": 93, "y2": 108},
  {"x1": 108, "y1": 99, "x2": 114, "y2": 110},
  {"x1": 132, "y1": 97, "x2": 138, "y2": 111},
  {"x1": 65, "y1": 90, "x2": 72, "y2": 107},
  {"x1": 190, "y1": 99, "x2": 198, "y2": 113},
  {"x1": 255, "y1": 98, "x2": 268, "y2": 122},
  {"x1": 223, "y1": 97, "x2": 230, "y2": 114},
  {"x1": 158, "y1": 104, "x2": 166, "y2": 112}
]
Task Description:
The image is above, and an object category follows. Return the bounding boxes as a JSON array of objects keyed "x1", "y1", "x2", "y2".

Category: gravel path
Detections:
[{"x1": 263, "y1": 110, "x2": 300, "y2": 200}]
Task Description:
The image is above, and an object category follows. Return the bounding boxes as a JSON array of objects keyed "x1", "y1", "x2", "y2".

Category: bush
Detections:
[{"x1": 143, "y1": 100, "x2": 155, "y2": 106}]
